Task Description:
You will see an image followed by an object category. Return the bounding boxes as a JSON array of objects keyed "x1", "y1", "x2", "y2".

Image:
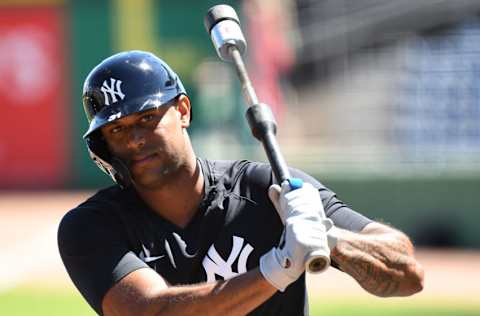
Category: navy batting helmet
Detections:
[{"x1": 82, "y1": 50, "x2": 187, "y2": 187}]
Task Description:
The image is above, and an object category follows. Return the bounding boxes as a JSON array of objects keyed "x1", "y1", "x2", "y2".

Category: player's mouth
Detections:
[{"x1": 131, "y1": 153, "x2": 158, "y2": 167}]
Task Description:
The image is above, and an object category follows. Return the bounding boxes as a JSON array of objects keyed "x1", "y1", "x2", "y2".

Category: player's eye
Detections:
[
  {"x1": 140, "y1": 114, "x2": 155, "y2": 123},
  {"x1": 110, "y1": 125, "x2": 124, "y2": 134}
]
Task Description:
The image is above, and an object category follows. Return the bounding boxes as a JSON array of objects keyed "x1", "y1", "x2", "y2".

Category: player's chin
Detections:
[
  {"x1": 132, "y1": 173, "x2": 165, "y2": 190},
  {"x1": 131, "y1": 165, "x2": 174, "y2": 189}
]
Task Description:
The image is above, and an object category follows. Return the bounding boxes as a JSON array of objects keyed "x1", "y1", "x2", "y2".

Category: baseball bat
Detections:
[{"x1": 204, "y1": 4, "x2": 330, "y2": 274}]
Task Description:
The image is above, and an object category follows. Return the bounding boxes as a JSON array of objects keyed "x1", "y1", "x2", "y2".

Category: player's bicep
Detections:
[{"x1": 102, "y1": 267, "x2": 169, "y2": 316}]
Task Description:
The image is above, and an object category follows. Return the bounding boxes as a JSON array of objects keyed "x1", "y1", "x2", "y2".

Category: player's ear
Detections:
[{"x1": 176, "y1": 95, "x2": 191, "y2": 128}]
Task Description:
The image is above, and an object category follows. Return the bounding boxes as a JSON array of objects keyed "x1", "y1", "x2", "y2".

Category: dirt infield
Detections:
[
  {"x1": 1, "y1": 191, "x2": 479, "y2": 305},
  {"x1": 0, "y1": 191, "x2": 92, "y2": 290}
]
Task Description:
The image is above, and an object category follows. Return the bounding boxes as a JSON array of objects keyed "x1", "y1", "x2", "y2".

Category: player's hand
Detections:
[
  {"x1": 269, "y1": 181, "x2": 338, "y2": 249},
  {"x1": 268, "y1": 181, "x2": 327, "y2": 223},
  {"x1": 260, "y1": 181, "x2": 331, "y2": 291}
]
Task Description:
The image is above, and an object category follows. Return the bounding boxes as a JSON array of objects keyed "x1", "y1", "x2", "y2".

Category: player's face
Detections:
[{"x1": 100, "y1": 96, "x2": 192, "y2": 188}]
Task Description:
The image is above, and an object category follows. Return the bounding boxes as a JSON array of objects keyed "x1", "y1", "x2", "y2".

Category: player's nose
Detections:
[{"x1": 126, "y1": 126, "x2": 146, "y2": 150}]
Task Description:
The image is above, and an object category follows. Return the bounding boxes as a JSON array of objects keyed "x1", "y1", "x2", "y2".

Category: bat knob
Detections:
[{"x1": 306, "y1": 255, "x2": 330, "y2": 274}]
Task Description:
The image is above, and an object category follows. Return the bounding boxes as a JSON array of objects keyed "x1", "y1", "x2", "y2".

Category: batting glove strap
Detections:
[
  {"x1": 259, "y1": 247, "x2": 296, "y2": 292},
  {"x1": 326, "y1": 220, "x2": 340, "y2": 249}
]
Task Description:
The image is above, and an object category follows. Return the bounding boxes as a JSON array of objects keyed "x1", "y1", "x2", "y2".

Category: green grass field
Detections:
[
  {"x1": 309, "y1": 298, "x2": 480, "y2": 316},
  {"x1": 1, "y1": 287, "x2": 479, "y2": 316},
  {"x1": 0, "y1": 287, "x2": 93, "y2": 316}
]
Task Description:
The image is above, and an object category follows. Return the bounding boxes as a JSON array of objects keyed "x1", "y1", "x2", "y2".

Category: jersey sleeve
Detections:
[
  {"x1": 241, "y1": 161, "x2": 372, "y2": 232},
  {"x1": 289, "y1": 168, "x2": 372, "y2": 232},
  {"x1": 57, "y1": 203, "x2": 148, "y2": 315}
]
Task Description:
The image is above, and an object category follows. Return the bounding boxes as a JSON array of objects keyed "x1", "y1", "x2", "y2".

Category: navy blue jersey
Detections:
[{"x1": 58, "y1": 159, "x2": 372, "y2": 315}]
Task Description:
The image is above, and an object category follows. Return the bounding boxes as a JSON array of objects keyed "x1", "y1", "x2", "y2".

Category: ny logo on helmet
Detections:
[{"x1": 101, "y1": 78, "x2": 125, "y2": 105}]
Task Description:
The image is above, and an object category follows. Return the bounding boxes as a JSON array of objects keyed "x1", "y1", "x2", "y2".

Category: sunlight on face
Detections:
[{"x1": 101, "y1": 103, "x2": 190, "y2": 189}]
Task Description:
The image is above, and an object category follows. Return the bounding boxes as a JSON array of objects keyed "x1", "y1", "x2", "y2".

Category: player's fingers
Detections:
[{"x1": 268, "y1": 184, "x2": 284, "y2": 223}]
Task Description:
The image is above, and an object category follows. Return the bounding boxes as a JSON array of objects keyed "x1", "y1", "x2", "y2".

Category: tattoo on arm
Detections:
[{"x1": 331, "y1": 231, "x2": 415, "y2": 297}]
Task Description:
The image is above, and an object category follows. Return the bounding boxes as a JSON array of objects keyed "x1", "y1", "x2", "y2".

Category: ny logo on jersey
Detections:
[
  {"x1": 202, "y1": 236, "x2": 254, "y2": 282},
  {"x1": 101, "y1": 78, "x2": 125, "y2": 105}
]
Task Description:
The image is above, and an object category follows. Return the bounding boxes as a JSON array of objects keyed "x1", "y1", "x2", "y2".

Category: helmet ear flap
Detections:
[
  {"x1": 86, "y1": 132, "x2": 133, "y2": 188},
  {"x1": 111, "y1": 157, "x2": 132, "y2": 188}
]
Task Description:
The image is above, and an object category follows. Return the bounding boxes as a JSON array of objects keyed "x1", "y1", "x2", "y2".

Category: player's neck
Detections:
[{"x1": 135, "y1": 156, "x2": 205, "y2": 228}]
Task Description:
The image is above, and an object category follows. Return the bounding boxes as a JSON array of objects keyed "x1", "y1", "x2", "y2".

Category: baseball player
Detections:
[{"x1": 58, "y1": 50, "x2": 424, "y2": 316}]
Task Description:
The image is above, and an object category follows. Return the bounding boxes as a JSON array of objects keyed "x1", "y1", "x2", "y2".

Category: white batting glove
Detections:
[
  {"x1": 268, "y1": 181, "x2": 327, "y2": 223},
  {"x1": 259, "y1": 181, "x2": 331, "y2": 291},
  {"x1": 269, "y1": 181, "x2": 337, "y2": 249}
]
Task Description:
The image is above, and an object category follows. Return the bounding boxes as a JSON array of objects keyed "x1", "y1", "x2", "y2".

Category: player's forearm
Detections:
[
  {"x1": 149, "y1": 268, "x2": 276, "y2": 316},
  {"x1": 330, "y1": 223, "x2": 424, "y2": 297}
]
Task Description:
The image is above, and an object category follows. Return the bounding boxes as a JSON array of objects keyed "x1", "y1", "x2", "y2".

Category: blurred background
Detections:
[{"x1": 1, "y1": 0, "x2": 480, "y2": 315}]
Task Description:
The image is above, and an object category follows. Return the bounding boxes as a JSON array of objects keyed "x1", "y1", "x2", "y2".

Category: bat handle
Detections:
[
  {"x1": 245, "y1": 107, "x2": 331, "y2": 274},
  {"x1": 286, "y1": 178, "x2": 330, "y2": 273}
]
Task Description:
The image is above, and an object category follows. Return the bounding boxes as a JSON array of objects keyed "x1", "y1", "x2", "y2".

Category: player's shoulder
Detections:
[
  {"x1": 64, "y1": 184, "x2": 125, "y2": 215},
  {"x1": 200, "y1": 158, "x2": 275, "y2": 206},
  {"x1": 58, "y1": 185, "x2": 129, "y2": 240},
  {"x1": 201, "y1": 158, "x2": 326, "y2": 194},
  {"x1": 202, "y1": 158, "x2": 271, "y2": 186}
]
